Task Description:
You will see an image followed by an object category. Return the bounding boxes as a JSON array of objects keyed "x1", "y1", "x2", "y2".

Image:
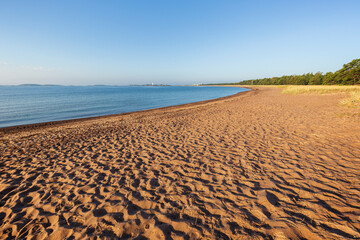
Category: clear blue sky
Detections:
[{"x1": 0, "y1": 0, "x2": 359, "y2": 85}]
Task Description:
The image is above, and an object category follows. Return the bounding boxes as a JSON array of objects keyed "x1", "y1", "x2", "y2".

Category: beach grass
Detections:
[
  {"x1": 340, "y1": 91, "x2": 360, "y2": 107},
  {"x1": 281, "y1": 85, "x2": 360, "y2": 108},
  {"x1": 281, "y1": 85, "x2": 360, "y2": 94},
  {"x1": 219, "y1": 84, "x2": 360, "y2": 107}
]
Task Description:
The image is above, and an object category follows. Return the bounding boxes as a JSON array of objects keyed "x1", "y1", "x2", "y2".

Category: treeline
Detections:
[{"x1": 226, "y1": 59, "x2": 360, "y2": 85}]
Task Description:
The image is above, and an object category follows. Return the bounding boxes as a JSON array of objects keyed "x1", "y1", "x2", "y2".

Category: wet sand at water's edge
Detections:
[{"x1": 0, "y1": 87, "x2": 359, "y2": 239}]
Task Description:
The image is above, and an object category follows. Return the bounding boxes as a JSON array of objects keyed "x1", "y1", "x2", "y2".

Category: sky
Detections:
[{"x1": 0, "y1": 0, "x2": 360, "y2": 85}]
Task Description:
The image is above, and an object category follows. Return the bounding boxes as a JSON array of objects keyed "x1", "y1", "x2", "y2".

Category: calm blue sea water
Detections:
[{"x1": 0, "y1": 85, "x2": 248, "y2": 128}]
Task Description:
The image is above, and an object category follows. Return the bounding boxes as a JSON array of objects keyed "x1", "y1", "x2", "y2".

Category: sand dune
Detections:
[{"x1": 0, "y1": 87, "x2": 360, "y2": 239}]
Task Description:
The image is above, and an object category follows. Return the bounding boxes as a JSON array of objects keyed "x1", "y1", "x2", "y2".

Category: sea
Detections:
[{"x1": 0, "y1": 85, "x2": 249, "y2": 128}]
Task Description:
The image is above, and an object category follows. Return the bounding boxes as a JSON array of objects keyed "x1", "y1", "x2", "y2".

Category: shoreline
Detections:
[
  {"x1": 1, "y1": 87, "x2": 359, "y2": 239},
  {"x1": 0, "y1": 86, "x2": 252, "y2": 134}
]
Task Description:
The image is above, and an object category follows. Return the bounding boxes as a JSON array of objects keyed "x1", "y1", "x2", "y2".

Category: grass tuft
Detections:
[{"x1": 340, "y1": 91, "x2": 360, "y2": 108}]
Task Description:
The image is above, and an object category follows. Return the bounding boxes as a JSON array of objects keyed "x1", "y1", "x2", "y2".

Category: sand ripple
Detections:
[{"x1": 1, "y1": 87, "x2": 360, "y2": 239}]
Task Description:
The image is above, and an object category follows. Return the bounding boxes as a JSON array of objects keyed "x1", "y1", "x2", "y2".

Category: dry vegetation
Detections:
[
  {"x1": 281, "y1": 85, "x2": 360, "y2": 108},
  {"x1": 340, "y1": 91, "x2": 360, "y2": 107},
  {"x1": 281, "y1": 85, "x2": 360, "y2": 94}
]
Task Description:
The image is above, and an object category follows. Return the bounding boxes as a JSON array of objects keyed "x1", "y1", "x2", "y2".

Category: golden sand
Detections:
[{"x1": 0, "y1": 87, "x2": 359, "y2": 239}]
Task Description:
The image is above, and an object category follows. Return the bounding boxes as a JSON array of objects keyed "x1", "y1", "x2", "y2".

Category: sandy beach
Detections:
[{"x1": 0, "y1": 87, "x2": 359, "y2": 239}]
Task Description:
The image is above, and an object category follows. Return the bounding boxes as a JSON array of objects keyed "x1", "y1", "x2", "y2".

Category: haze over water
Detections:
[{"x1": 0, "y1": 85, "x2": 248, "y2": 128}]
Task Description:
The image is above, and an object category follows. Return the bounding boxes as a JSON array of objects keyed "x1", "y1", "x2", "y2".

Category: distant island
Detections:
[
  {"x1": 1, "y1": 84, "x2": 173, "y2": 87},
  {"x1": 18, "y1": 84, "x2": 62, "y2": 87},
  {"x1": 130, "y1": 84, "x2": 171, "y2": 86}
]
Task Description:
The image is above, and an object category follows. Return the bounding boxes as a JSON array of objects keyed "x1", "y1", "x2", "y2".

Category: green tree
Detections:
[
  {"x1": 336, "y1": 59, "x2": 360, "y2": 85},
  {"x1": 232, "y1": 59, "x2": 359, "y2": 86},
  {"x1": 322, "y1": 72, "x2": 334, "y2": 85}
]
